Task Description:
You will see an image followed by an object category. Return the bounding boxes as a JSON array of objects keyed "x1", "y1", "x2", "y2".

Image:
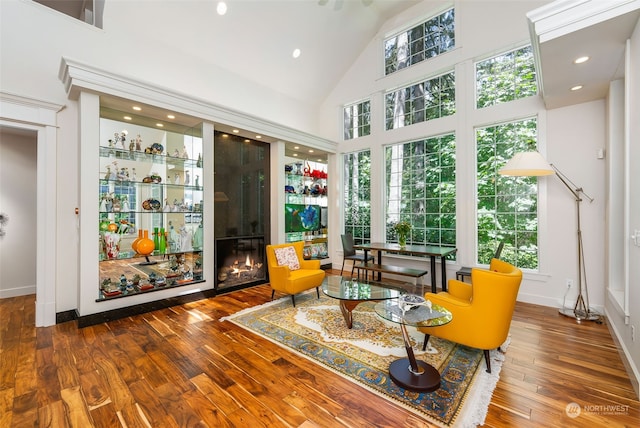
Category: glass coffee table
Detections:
[
  {"x1": 321, "y1": 275, "x2": 405, "y2": 329},
  {"x1": 375, "y1": 296, "x2": 452, "y2": 392}
]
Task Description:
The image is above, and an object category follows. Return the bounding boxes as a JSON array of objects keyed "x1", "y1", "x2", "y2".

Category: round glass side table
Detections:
[{"x1": 375, "y1": 297, "x2": 452, "y2": 392}]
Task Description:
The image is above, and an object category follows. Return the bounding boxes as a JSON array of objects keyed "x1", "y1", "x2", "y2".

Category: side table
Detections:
[{"x1": 375, "y1": 297, "x2": 452, "y2": 392}]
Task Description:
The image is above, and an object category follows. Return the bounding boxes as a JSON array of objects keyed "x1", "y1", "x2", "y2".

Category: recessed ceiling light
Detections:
[
  {"x1": 293, "y1": 153, "x2": 298, "y2": 157},
  {"x1": 308, "y1": 149, "x2": 314, "y2": 153},
  {"x1": 123, "y1": 116, "x2": 132, "y2": 121},
  {"x1": 167, "y1": 114, "x2": 175, "y2": 119},
  {"x1": 244, "y1": 139, "x2": 250, "y2": 143},
  {"x1": 156, "y1": 123, "x2": 164, "y2": 127},
  {"x1": 571, "y1": 85, "x2": 583, "y2": 91},
  {"x1": 317, "y1": 158, "x2": 322, "y2": 162},
  {"x1": 222, "y1": 134, "x2": 228, "y2": 138},
  {"x1": 292, "y1": 48, "x2": 301, "y2": 59},
  {"x1": 216, "y1": 1, "x2": 227, "y2": 15},
  {"x1": 232, "y1": 129, "x2": 239, "y2": 133},
  {"x1": 132, "y1": 106, "x2": 142, "y2": 111},
  {"x1": 574, "y1": 56, "x2": 590, "y2": 64},
  {"x1": 294, "y1": 146, "x2": 299, "y2": 150},
  {"x1": 256, "y1": 135, "x2": 262, "y2": 139}
]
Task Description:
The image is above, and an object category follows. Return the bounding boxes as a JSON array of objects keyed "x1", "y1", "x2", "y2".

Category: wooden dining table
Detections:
[{"x1": 353, "y1": 242, "x2": 458, "y2": 293}]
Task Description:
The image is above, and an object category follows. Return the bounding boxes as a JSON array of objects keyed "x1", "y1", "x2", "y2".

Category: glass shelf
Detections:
[{"x1": 99, "y1": 146, "x2": 200, "y2": 168}]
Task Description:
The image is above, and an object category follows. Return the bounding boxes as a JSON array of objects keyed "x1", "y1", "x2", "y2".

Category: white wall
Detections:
[
  {"x1": 321, "y1": 0, "x2": 608, "y2": 311},
  {"x1": 0, "y1": 130, "x2": 37, "y2": 297},
  {"x1": 606, "y1": 16, "x2": 640, "y2": 396},
  {"x1": 0, "y1": 0, "x2": 324, "y2": 313}
]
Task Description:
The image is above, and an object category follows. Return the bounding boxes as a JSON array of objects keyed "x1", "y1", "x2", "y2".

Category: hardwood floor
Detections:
[{"x1": 1, "y1": 272, "x2": 638, "y2": 427}]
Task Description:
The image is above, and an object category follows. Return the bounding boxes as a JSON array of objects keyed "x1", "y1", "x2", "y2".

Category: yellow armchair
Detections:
[
  {"x1": 419, "y1": 258, "x2": 522, "y2": 373},
  {"x1": 266, "y1": 241, "x2": 325, "y2": 307}
]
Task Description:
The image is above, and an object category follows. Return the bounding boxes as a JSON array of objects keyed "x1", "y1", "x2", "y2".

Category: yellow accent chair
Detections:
[
  {"x1": 266, "y1": 241, "x2": 325, "y2": 307},
  {"x1": 419, "y1": 258, "x2": 522, "y2": 373}
]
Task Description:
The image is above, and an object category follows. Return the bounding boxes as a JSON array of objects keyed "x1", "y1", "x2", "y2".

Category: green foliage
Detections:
[
  {"x1": 476, "y1": 46, "x2": 537, "y2": 109},
  {"x1": 344, "y1": 150, "x2": 372, "y2": 244},
  {"x1": 384, "y1": 8, "x2": 455, "y2": 75},
  {"x1": 385, "y1": 134, "x2": 456, "y2": 250},
  {"x1": 476, "y1": 118, "x2": 539, "y2": 269}
]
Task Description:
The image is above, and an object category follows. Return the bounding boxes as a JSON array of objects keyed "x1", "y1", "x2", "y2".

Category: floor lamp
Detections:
[{"x1": 499, "y1": 152, "x2": 600, "y2": 322}]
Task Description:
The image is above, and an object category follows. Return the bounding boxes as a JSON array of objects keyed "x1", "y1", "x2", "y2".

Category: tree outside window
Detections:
[
  {"x1": 384, "y1": 8, "x2": 455, "y2": 75},
  {"x1": 476, "y1": 46, "x2": 537, "y2": 109},
  {"x1": 476, "y1": 118, "x2": 538, "y2": 269},
  {"x1": 385, "y1": 134, "x2": 456, "y2": 249},
  {"x1": 344, "y1": 150, "x2": 371, "y2": 244},
  {"x1": 385, "y1": 72, "x2": 455, "y2": 130},
  {"x1": 344, "y1": 100, "x2": 371, "y2": 140}
]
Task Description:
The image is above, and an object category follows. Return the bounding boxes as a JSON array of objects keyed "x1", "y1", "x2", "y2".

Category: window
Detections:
[
  {"x1": 344, "y1": 150, "x2": 371, "y2": 244},
  {"x1": 385, "y1": 134, "x2": 456, "y2": 247},
  {"x1": 385, "y1": 71, "x2": 455, "y2": 130},
  {"x1": 35, "y1": 0, "x2": 104, "y2": 28},
  {"x1": 476, "y1": 118, "x2": 538, "y2": 269},
  {"x1": 344, "y1": 100, "x2": 371, "y2": 140},
  {"x1": 476, "y1": 46, "x2": 537, "y2": 109},
  {"x1": 384, "y1": 8, "x2": 455, "y2": 75}
]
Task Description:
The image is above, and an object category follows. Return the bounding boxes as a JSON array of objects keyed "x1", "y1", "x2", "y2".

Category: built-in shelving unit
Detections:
[
  {"x1": 97, "y1": 118, "x2": 205, "y2": 300},
  {"x1": 284, "y1": 160, "x2": 329, "y2": 262}
]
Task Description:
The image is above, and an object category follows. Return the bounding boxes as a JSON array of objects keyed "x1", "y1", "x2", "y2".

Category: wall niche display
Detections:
[
  {"x1": 284, "y1": 159, "x2": 328, "y2": 261},
  {"x1": 97, "y1": 117, "x2": 205, "y2": 300},
  {"x1": 214, "y1": 131, "x2": 270, "y2": 292}
]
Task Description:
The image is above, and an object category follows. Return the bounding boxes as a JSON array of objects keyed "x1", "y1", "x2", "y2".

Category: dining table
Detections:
[{"x1": 353, "y1": 242, "x2": 458, "y2": 293}]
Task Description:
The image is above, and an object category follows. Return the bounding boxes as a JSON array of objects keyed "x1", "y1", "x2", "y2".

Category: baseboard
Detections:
[
  {"x1": 0, "y1": 285, "x2": 36, "y2": 298},
  {"x1": 60, "y1": 288, "x2": 218, "y2": 328},
  {"x1": 604, "y1": 306, "x2": 640, "y2": 399}
]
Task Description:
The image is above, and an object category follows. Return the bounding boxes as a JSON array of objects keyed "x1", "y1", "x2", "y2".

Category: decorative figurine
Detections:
[
  {"x1": 121, "y1": 196, "x2": 130, "y2": 212},
  {"x1": 174, "y1": 173, "x2": 180, "y2": 185},
  {"x1": 185, "y1": 171, "x2": 190, "y2": 185},
  {"x1": 131, "y1": 168, "x2": 137, "y2": 181},
  {"x1": 197, "y1": 153, "x2": 202, "y2": 168},
  {"x1": 195, "y1": 175, "x2": 199, "y2": 187},
  {"x1": 135, "y1": 134, "x2": 142, "y2": 151},
  {"x1": 181, "y1": 145, "x2": 189, "y2": 159}
]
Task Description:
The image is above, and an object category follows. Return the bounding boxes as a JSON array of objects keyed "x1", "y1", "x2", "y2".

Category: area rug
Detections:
[{"x1": 221, "y1": 290, "x2": 507, "y2": 427}]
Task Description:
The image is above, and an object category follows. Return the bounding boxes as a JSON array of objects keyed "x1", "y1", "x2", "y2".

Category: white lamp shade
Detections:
[{"x1": 499, "y1": 151, "x2": 554, "y2": 176}]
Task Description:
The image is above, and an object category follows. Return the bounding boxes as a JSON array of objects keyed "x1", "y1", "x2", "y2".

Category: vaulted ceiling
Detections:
[{"x1": 33, "y1": 0, "x2": 640, "y2": 111}]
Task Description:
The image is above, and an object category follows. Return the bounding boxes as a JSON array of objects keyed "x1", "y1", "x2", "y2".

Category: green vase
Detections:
[
  {"x1": 159, "y1": 228, "x2": 166, "y2": 254},
  {"x1": 399, "y1": 234, "x2": 407, "y2": 248}
]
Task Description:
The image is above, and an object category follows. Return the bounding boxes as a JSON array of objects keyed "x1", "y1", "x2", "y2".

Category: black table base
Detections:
[{"x1": 388, "y1": 358, "x2": 440, "y2": 392}]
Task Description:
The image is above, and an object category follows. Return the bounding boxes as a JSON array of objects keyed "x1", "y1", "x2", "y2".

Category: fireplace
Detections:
[{"x1": 215, "y1": 236, "x2": 266, "y2": 291}]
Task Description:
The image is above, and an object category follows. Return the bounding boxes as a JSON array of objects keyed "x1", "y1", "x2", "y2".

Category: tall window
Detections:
[
  {"x1": 344, "y1": 150, "x2": 371, "y2": 244},
  {"x1": 385, "y1": 134, "x2": 456, "y2": 247},
  {"x1": 384, "y1": 8, "x2": 455, "y2": 75},
  {"x1": 476, "y1": 118, "x2": 538, "y2": 269},
  {"x1": 385, "y1": 71, "x2": 455, "y2": 130},
  {"x1": 476, "y1": 45, "x2": 537, "y2": 109},
  {"x1": 344, "y1": 100, "x2": 371, "y2": 140}
]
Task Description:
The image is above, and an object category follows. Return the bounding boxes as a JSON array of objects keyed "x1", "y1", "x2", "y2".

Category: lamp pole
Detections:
[{"x1": 551, "y1": 165, "x2": 599, "y2": 321}]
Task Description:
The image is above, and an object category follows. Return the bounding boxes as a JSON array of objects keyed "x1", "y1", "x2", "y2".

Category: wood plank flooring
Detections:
[{"x1": 1, "y1": 272, "x2": 638, "y2": 427}]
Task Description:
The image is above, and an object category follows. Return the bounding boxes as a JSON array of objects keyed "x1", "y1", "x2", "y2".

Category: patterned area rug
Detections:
[{"x1": 222, "y1": 290, "x2": 506, "y2": 427}]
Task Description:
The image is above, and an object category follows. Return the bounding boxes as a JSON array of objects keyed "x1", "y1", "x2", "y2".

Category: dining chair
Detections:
[
  {"x1": 340, "y1": 234, "x2": 374, "y2": 278},
  {"x1": 455, "y1": 241, "x2": 504, "y2": 281}
]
